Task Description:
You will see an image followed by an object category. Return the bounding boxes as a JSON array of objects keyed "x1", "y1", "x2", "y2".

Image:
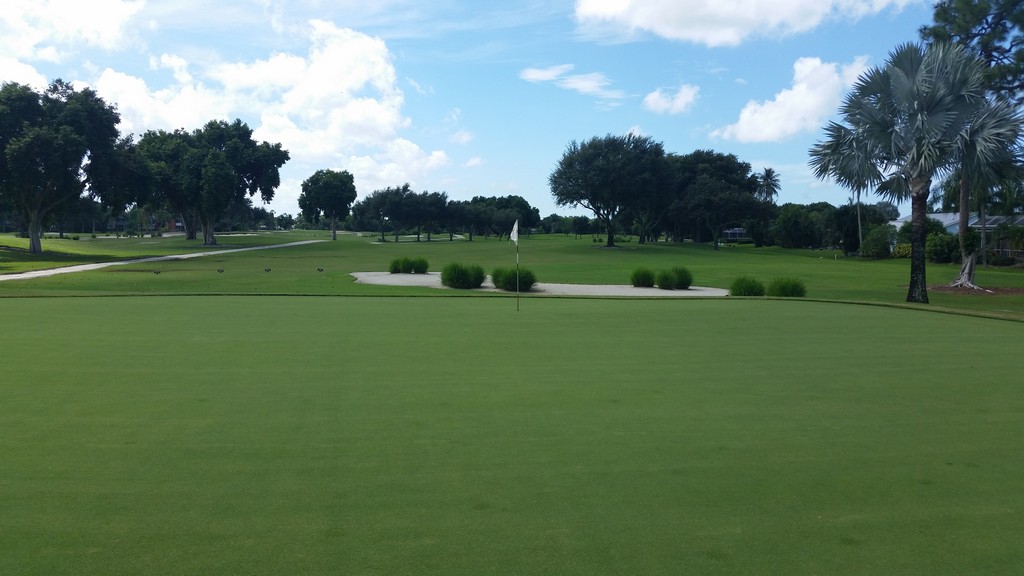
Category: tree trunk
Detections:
[
  {"x1": 906, "y1": 186, "x2": 929, "y2": 304},
  {"x1": 28, "y1": 209, "x2": 43, "y2": 254},
  {"x1": 202, "y1": 220, "x2": 217, "y2": 245},
  {"x1": 979, "y1": 200, "x2": 987, "y2": 265},
  {"x1": 604, "y1": 217, "x2": 615, "y2": 247},
  {"x1": 856, "y1": 195, "x2": 863, "y2": 251},
  {"x1": 331, "y1": 215, "x2": 337, "y2": 240},
  {"x1": 950, "y1": 175, "x2": 979, "y2": 289}
]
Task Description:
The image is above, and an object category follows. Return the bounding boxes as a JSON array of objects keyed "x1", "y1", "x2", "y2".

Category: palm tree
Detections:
[
  {"x1": 948, "y1": 100, "x2": 1022, "y2": 288},
  {"x1": 810, "y1": 42, "x2": 1001, "y2": 303},
  {"x1": 756, "y1": 167, "x2": 780, "y2": 202}
]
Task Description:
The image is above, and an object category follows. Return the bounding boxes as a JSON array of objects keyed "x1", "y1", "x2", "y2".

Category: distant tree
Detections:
[
  {"x1": 298, "y1": 169, "x2": 357, "y2": 240},
  {"x1": 668, "y1": 150, "x2": 760, "y2": 249},
  {"x1": 0, "y1": 81, "x2": 124, "y2": 253},
  {"x1": 276, "y1": 213, "x2": 295, "y2": 230},
  {"x1": 756, "y1": 167, "x2": 781, "y2": 202},
  {"x1": 190, "y1": 119, "x2": 289, "y2": 245},
  {"x1": 138, "y1": 129, "x2": 201, "y2": 239},
  {"x1": 550, "y1": 133, "x2": 668, "y2": 247}
]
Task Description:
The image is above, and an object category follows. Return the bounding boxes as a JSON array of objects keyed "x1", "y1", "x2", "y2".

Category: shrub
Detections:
[
  {"x1": 925, "y1": 232, "x2": 958, "y2": 263},
  {"x1": 892, "y1": 243, "x2": 911, "y2": 258},
  {"x1": 730, "y1": 276, "x2": 765, "y2": 296},
  {"x1": 989, "y1": 254, "x2": 1017, "y2": 267},
  {"x1": 655, "y1": 270, "x2": 675, "y2": 290},
  {"x1": 767, "y1": 278, "x2": 807, "y2": 298},
  {"x1": 630, "y1": 267, "x2": 655, "y2": 288},
  {"x1": 859, "y1": 225, "x2": 896, "y2": 259},
  {"x1": 410, "y1": 257, "x2": 429, "y2": 274},
  {"x1": 670, "y1": 266, "x2": 693, "y2": 289},
  {"x1": 388, "y1": 258, "x2": 403, "y2": 274},
  {"x1": 491, "y1": 267, "x2": 537, "y2": 291},
  {"x1": 441, "y1": 263, "x2": 485, "y2": 289}
]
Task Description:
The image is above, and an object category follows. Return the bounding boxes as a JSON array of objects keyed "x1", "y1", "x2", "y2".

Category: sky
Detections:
[{"x1": 1, "y1": 0, "x2": 938, "y2": 220}]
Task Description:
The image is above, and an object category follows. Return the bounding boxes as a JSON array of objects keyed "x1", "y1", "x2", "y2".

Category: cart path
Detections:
[{"x1": 0, "y1": 240, "x2": 326, "y2": 282}]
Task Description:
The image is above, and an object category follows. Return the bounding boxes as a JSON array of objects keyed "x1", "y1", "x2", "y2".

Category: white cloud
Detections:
[
  {"x1": 575, "y1": 0, "x2": 919, "y2": 47},
  {"x1": 519, "y1": 64, "x2": 574, "y2": 83},
  {"x1": 520, "y1": 64, "x2": 625, "y2": 103},
  {"x1": 643, "y1": 84, "x2": 699, "y2": 114},
  {"x1": 711, "y1": 56, "x2": 869, "y2": 143},
  {"x1": 87, "y1": 19, "x2": 447, "y2": 214},
  {"x1": 451, "y1": 130, "x2": 473, "y2": 144},
  {"x1": 0, "y1": 0, "x2": 144, "y2": 61},
  {"x1": 0, "y1": 57, "x2": 49, "y2": 89},
  {"x1": 464, "y1": 157, "x2": 484, "y2": 167}
]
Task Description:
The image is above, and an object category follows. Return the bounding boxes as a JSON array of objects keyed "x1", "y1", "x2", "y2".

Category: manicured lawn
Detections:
[
  {"x1": 2, "y1": 296, "x2": 1022, "y2": 575},
  {"x1": 3, "y1": 231, "x2": 1023, "y2": 320}
]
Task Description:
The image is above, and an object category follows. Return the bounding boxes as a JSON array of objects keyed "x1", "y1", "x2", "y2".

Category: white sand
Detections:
[{"x1": 351, "y1": 272, "x2": 728, "y2": 297}]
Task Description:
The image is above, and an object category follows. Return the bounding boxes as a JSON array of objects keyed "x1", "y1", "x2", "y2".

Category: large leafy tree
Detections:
[
  {"x1": 549, "y1": 133, "x2": 667, "y2": 247},
  {"x1": 666, "y1": 149, "x2": 759, "y2": 248},
  {"x1": 0, "y1": 81, "x2": 125, "y2": 253},
  {"x1": 190, "y1": 120, "x2": 289, "y2": 245},
  {"x1": 810, "y1": 42, "x2": 1012, "y2": 303},
  {"x1": 298, "y1": 169, "x2": 357, "y2": 240},
  {"x1": 138, "y1": 129, "x2": 201, "y2": 239}
]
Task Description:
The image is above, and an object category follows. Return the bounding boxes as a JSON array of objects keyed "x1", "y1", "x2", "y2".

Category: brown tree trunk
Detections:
[
  {"x1": 331, "y1": 215, "x2": 337, "y2": 240},
  {"x1": 28, "y1": 209, "x2": 43, "y2": 254},
  {"x1": 202, "y1": 220, "x2": 217, "y2": 245},
  {"x1": 906, "y1": 184, "x2": 930, "y2": 304}
]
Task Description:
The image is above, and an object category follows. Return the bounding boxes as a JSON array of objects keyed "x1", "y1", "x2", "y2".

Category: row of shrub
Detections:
[
  {"x1": 630, "y1": 266, "x2": 693, "y2": 290},
  {"x1": 440, "y1": 263, "x2": 538, "y2": 291},
  {"x1": 729, "y1": 276, "x2": 807, "y2": 297},
  {"x1": 389, "y1": 257, "x2": 429, "y2": 274}
]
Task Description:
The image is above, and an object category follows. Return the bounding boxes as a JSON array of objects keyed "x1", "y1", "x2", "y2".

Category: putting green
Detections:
[{"x1": 2, "y1": 296, "x2": 1021, "y2": 575}]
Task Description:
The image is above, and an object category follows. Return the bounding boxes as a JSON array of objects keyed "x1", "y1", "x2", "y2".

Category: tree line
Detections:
[{"x1": 0, "y1": 80, "x2": 289, "y2": 252}]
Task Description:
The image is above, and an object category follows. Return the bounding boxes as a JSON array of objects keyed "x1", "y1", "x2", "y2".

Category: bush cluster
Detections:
[
  {"x1": 767, "y1": 278, "x2": 807, "y2": 298},
  {"x1": 730, "y1": 276, "x2": 765, "y2": 296},
  {"x1": 892, "y1": 243, "x2": 911, "y2": 258},
  {"x1": 491, "y1": 267, "x2": 537, "y2": 292},
  {"x1": 630, "y1": 268, "x2": 655, "y2": 287},
  {"x1": 654, "y1": 266, "x2": 693, "y2": 290},
  {"x1": 859, "y1": 225, "x2": 896, "y2": 259},
  {"x1": 441, "y1": 263, "x2": 485, "y2": 289},
  {"x1": 925, "y1": 232, "x2": 958, "y2": 263},
  {"x1": 389, "y1": 257, "x2": 429, "y2": 274}
]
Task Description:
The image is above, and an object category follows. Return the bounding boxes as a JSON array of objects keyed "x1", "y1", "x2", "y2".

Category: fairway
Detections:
[{"x1": 2, "y1": 296, "x2": 1022, "y2": 575}]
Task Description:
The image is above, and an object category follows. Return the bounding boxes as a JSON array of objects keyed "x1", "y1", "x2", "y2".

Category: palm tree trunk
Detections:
[
  {"x1": 951, "y1": 174, "x2": 978, "y2": 288},
  {"x1": 906, "y1": 186, "x2": 929, "y2": 304}
]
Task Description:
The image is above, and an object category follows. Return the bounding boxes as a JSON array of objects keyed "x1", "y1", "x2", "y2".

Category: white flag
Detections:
[{"x1": 510, "y1": 219, "x2": 519, "y2": 245}]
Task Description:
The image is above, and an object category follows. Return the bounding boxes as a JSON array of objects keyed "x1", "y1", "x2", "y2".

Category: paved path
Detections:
[{"x1": 0, "y1": 240, "x2": 325, "y2": 282}]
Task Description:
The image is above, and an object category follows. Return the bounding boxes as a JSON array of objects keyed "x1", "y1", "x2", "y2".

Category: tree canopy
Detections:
[
  {"x1": 0, "y1": 80, "x2": 135, "y2": 253},
  {"x1": 299, "y1": 169, "x2": 357, "y2": 240},
  {"x1": 549, "y1": 133, "x2": 668, "y2": 247}
]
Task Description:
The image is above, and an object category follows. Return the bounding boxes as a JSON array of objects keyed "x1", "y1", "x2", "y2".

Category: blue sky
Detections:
[{"x1": 2, "y1": 0, "x2": 936, "y2": 219}]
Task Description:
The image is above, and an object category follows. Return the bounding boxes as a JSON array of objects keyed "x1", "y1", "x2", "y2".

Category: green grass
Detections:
[
  {"x1": 3, "y1": 232, "x2": 1024, "y2": 319},
  {"x1": 2, "y1": 296, "x2": 1023, "y2": 575}
]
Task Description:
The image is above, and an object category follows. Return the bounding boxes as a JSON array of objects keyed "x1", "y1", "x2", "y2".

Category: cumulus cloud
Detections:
[
  {"x1": 575, "y1": 0, "x2": 918, "y2": 47},
  {"x1": 0, "y1": 57, "x2": 49, "y2": 89},
  {"x1": 643, "y1": 84, "x2": 700, "y2": 114},
  {"x1": 88, "y1": 19, "x2": 448, "y2": 214},
  {"x1": 464, "y1": 157, "x2": 484, "y2": 167},
  {"x1": 711, "y1": 56, "x2": 869, "y2": 143},
  {"x1": 0, "y1": 0, "x2": 144, "y2": 61}
]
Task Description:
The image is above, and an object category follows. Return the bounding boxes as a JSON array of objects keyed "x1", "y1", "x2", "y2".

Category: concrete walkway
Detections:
[{"x1": 0, "y1": 240, "x2": 325, "y2": 282}]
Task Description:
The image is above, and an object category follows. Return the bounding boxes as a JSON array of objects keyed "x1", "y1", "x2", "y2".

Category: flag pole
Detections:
[{"x1": 511, "y1": 219, "x2": 520, "y2": 311}]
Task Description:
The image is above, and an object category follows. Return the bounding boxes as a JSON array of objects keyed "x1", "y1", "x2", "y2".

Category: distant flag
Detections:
[{"x1": 510, "y1": 219, "x2": 519, "y2": 245}]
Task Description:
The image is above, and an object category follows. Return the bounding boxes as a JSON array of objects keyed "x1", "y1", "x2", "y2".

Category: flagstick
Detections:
[{"x1": 516, "y1": 242, "x2": 520, "y2": 312}]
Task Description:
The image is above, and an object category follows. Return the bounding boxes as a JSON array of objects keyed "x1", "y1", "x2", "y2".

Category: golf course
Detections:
[{"x1": 2, "y1": 231, "x2": 1023, "y2": 575}]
